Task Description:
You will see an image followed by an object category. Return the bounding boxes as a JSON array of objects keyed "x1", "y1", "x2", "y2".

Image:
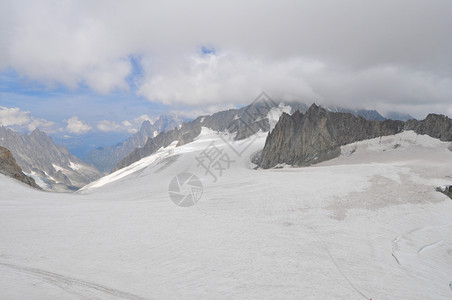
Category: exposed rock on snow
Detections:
[
  {"x1": 0, "y1": 146, "x2": 40, "y2": 189},
  {"x1": 437, "y1": 185, "x2": 452, "y2": 199},
  {"x1": 405, "y1": 113, "x2": 452, "y2": 141},
  {"x1": 259, "y1": 104, "x2": 404, "y2": 168}
]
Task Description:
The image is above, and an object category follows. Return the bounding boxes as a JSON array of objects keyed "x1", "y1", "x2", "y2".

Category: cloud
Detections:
[
  {"x1": 138, "y1": 51, "x2": 452, "y2": 118},
  {"x1": 97, "y1": 115, "x2": 153, "y2": 133},
  {"x1": 0, "y1": 106, "x2": 31, "y2": 126},
  {"x1": 27, "y1": 118, "x2": 55, "y2": 132},
  {"x1": 133, "y1": 114, "x2": 153, "y2": 125},
  {"x1": 97, "y1": 120, "x2": 119, "y2": 132},
  {"x1": 138, "y1": 52, "x2": 321, "y2": 106},
  {"x1": 0, "y1": 106, "x2": 55, "y2": 131},
  {"x1": 66, "y1": 116, "x2": 91, "y2": 135},
  {"x1": 1, "y1": 0, "x2": 452, "y2": 118},
  {"x1": 97, "y1": 120, "x2": 129, "y2": 133}
]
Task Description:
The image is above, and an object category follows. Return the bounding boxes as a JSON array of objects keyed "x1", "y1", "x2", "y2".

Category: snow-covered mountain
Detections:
[
  {"x1": 84, "y1": 115, "x2": 185, "y2": 173},
  {"x1": 114, "y1": 99, "x2": 392, "y2": 172},
  {"x1": 1, "y1": 126, "x2": 451, "y2": 298},
  {"x1": 0, "y1": 126, "x2": 102, "y2": 192},
  {"x1": 113, "y1": 97, "x2": 284, "y2": 171}
]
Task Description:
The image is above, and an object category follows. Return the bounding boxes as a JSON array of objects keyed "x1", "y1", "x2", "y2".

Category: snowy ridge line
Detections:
[{"x1": 0, "y1": 262, "x2": 148, "y2": 300}]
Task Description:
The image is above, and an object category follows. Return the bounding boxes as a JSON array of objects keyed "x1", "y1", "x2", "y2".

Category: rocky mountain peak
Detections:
[
  {"x1": 405, "y1": 113, "x2": 452, "y2": 141},
  {"x1": 259, "y1": 105, "x2": 405, "y2": 169},
  {"x1": 306, "y1": 103, "x2": 320, "y2": 113},
  {"x1": 140, "y1": 120, "x2": 152, "y2": 131}
]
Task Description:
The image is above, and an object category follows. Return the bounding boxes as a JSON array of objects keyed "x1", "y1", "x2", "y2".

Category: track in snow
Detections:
[{"x1": 0, "y1": 262, "x2": 148, "y2": 300}]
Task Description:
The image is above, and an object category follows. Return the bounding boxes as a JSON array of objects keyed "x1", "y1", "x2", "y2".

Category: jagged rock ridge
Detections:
[
  {"x1": 259, "y1": 104, "x2": 404, "y2": 168},
  {"x1": 405, "y1": 114, "x2": 452, "y2": 141},
  {"x1": 258, "y1": 104, "x2": 452, "y2": 169},
  {"x1": 0, "y1": 127, "x2": 102, "y2": 192},
  {"x1": 0, "y1": 146, "x2": 40, "y2": 189}
]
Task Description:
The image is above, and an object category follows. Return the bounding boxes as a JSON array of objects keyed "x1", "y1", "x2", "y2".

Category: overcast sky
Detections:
[{"x1": 1, "y1": 0, "x2": 452, "y2": 140}]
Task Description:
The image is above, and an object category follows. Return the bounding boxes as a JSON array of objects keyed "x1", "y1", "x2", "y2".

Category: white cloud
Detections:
[
  {"x1": 0, "y1": 106, "x2": 55, "y2": 131},
  {"x1": 97, "y1": 120, "x2": 123, "y2": 133},
  {"x1": 97, "y1": 116, "x2": 153, "y2": 134},
  {"x1": 1, "y1": 0, "x2": 452, "y2": 117},
  {"x1": 133, "y1": 115, "x2": 153, "y2": 125},
  {"x1": 138, "y1": 52, "x2": 320, "y2": 106},
  {"x1": 139, "y1": 51, "x2": 452, "y2": 118},
  {"x1": 84, "y1": 60, "x2": 131, "y2": 94},
  {"x1": 27, "y1": 118, "x2": 55, "y2": 132},
  {"x1": 0, "y1": 106, "x2": 31, "y2": 126},
  {"x1": 66, "y1": 116, "x2": 91, "y2": 135},
  {"x1": 121, "y1": 120, "x2": 132, "y2": 127}
]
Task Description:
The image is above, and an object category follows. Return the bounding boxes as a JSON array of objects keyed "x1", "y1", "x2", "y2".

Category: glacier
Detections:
[{"x1": 0, "y1": 129, "x2": 452, "y2": 299}]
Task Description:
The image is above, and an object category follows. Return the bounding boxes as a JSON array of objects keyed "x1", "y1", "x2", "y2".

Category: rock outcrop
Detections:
[
  {"x1": 0, "y1": 146, "x2": 40, "y2": 189},
  {"x1": 405, "y1": 113, "x2": 452, "y2": 141},
  {"x1": 438, "y1": 185, "x2": 452, "y2": 199},
  {"x1": 258, "y1": 104, "x2": 405, "y2": 168}
]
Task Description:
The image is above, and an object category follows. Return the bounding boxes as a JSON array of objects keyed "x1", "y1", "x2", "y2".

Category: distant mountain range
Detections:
[
  {"x1": 0, "y1": 100, "x2": 419, "y2": 192},
  {"x1": 0, "y1": 126, "x2": 102, "y2": 192},
  {"x1": 83, "y1": 115, "x2": 186, "y2": 173},
  {"x1": 113, "y1": 98, "x2": 412, "y2": 171}
]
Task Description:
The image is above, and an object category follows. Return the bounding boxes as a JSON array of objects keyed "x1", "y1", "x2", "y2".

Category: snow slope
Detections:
[{"x1": 1, "y1": 129, "x2": 452, "y2": 299}]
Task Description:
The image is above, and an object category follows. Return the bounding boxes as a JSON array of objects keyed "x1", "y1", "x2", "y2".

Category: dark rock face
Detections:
[
  {"x1": 0, "y1": 146, "x2": 40, "y2": 189},
  {"x1": 259, "y1": 104, "x2": 405, "y2": 169},
  {"x1": 437, "y1": 185, "x2": 452, "y2": 200},
  {"x1": 405, "y1": 114, "x2": 452, "y2": 141}
]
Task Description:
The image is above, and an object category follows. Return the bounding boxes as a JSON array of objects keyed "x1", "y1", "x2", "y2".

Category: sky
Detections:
[{"x1": 1, "y1": 0, "x2": 452, "y2": 156}]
